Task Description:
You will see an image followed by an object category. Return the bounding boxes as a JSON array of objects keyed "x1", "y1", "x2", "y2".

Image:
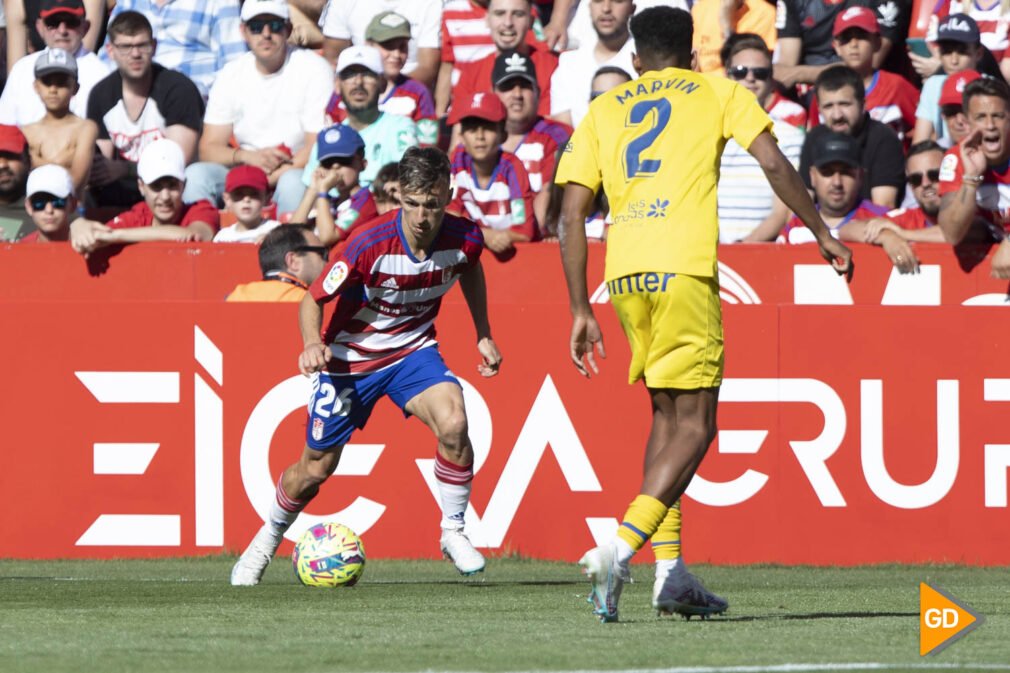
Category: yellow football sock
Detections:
[
  {"x1": 650, "y1": 499, "x2": 682, "y2": 560},
  {"x1": 615, "y1": 494, "x2": 669, "y2": 552}
]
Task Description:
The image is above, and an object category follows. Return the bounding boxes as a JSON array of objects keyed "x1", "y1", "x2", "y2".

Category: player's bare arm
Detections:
[
  {"x1": 748, "y1": 131, "x2": 854, "y2": 281},
  {"x1": 938, "y1": 129, "x2": 986, "y2": 244},
  {"x1": 559, "y1": 181, "x2": 605, "y2": 378},
  {"x1": 297, "y1": 293, "x2": 331, "y2": 375},
  {"x1": 458, "y1": 261, "x2": 501, "y2": 378}
]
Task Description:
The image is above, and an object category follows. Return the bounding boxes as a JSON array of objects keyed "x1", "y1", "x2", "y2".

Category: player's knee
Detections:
[{"x1": 435, "y1": 410, "x2": 469, "y2": 450}]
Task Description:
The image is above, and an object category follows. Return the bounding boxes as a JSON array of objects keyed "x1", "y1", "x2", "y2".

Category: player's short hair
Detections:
[
  {"x1": 107, "y1": 10, "x2": 154, "y2": 40},
  {"x1": 906, "y1": 140, "x2": 944, "y2": 160},
  {"x1": 258, "y1": 224, "x2": 312, "y2": 276},
  {"x1": 815, "y1": 65, "x2": 865, "y2": 104},
  {"x1": 963, "y1": 75, "x2": 1010, "y2": 110},
  {"x1": 630, "y1": 7, "x2": 693, "y2": 68},
  {"x1": 398, "y1": 147, "x2": 451, "y2": 195},
  {"x1": 721, "y1": 33, "x2": 772, "y2": 68}
]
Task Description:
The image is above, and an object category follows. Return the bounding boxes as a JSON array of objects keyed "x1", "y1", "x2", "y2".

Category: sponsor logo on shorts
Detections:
[
  {"x1": 312, "y1": 417, "x2": 324, "y2": 442},
  {"x1": 322, "y1": 261, "x2": 349, "y2": 295}
]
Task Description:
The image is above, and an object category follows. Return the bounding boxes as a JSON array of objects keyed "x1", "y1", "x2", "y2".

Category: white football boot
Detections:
[
  {"x1": 652, "y1": 561, "x2": 728, "y2": 619},
  {"x1": 440, "y1": 528, "x2": 486, "y2": 575},
  {"x1": 578, "y1": 544, "x2": 630, "y2": 623},
  {"x1": 230, "y1": 524, "x2": 284, "y2": 586}
]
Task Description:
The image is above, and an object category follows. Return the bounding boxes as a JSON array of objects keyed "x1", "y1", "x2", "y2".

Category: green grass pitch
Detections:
[{"x1": 1, "y1": 557, "x2": 1008, "y2": 673}]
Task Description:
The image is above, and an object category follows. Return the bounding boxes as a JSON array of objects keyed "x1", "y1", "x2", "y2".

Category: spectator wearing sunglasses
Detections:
[
  {"x1": 691, "y1": 0, "x2": 777, "y2": 76},
  {"x1": 292, "y1": 125, "x2": 378, "y2": 247},
  {"x1": 807, "y1": 8, "x2": 918, "y2": 143},
  {"x1": 100, "y1": 0, "x2": 246, "y2": 99},
  {"x1": 5, "y1": 0, "x2": 106, "y2": 73},
  {"x1": 185, "y1": 0, "x2": 333, "y2": 216},
  {"x1": 226, "y1": 224, "x2": 328, "y2": 302},
  {"x1": 18, "y1": 164, "x2": 75, "y2": 243},
  {"x1": 717, "y1": 33, "x2": 806, "y2": 242},
  {"x1": 0, "y1": 0, "x2": 110, "y2": 127},
  {"x1": 214, "y1": 165, "x2": 282, "y2": 243}
]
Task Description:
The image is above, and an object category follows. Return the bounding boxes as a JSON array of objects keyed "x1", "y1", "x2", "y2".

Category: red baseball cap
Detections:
[
  {"x1": 39, "y1": 0, "x2": 85, "y2": 19},
  {"x1": 225, "y1": 165, "x2": 269, "y2": 193},
  {"x1": 0, "y1": 125, "x2": 27, "y2": 154},
  {"x1": 833, "y1": 6, "x2": 879, "y2": 36},
  {"x1": 447, "y1": 92, "x2": 506, "y2": 125},
  {"x1": 940, "y1": 69, "x2": 982, "y2": 108}
]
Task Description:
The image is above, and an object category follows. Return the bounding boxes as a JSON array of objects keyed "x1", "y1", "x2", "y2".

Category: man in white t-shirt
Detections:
[
  {"x1": 550, "y1": 0, "x2": 636, "y2": 129},
  {"x1": 318, "y1": 0, "x2": 441, "y2": 88},
  {"x1": 183, "y1": 0, "x2": 333, "y2": 215},
  {"x1": 0, "y1": 0, "x2": 110, "y2": 126}
]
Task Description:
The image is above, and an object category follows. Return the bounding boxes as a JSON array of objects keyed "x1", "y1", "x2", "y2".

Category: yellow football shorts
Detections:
[{"x1": 608, "y1": 272, "x2": 723, "y2": 389}]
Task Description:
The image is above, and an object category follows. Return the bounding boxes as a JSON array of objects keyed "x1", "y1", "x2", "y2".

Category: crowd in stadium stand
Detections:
[{"x1": 3, "y1": 0, "x2": 1010, "y2": 277}]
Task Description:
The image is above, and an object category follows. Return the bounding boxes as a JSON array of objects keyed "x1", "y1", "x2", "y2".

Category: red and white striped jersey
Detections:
[
  {"x1": 938, "y1": 146, "x2": 1010, "y2": 236},
  {"x1": 928, "y1": 0, "x2": 1010, "y2": 61},
  {"x1": 509, "y1": 117, "x2": 572, "y2": 193},
  {"x1": 442, "y1": 0, "x2": 498, "y2": 68},
  {"x1": 449, "y1": 145, "x2": 537, "y2": 239},
  {"x1": 767, "y1": 91, "x2": 808, "y2": 129},
  {"x1": 809, "y1": 70, "x2": 919, "y2": 140},
  {"x1": 309, "y1": 210, "x2": 484, "y2": 374},
  {"x1": 886, "y1": 205, "x2": 935, "y2": 230}
]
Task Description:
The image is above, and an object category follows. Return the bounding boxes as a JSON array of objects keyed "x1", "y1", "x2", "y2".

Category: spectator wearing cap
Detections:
[
  {"x1": 491, "y1": 49, "x2": 571, "y2": 236},
  {"x1": 0, "y1": 0, "x2": 110, "y2": 127},
  {"x1": 784, "y1": 131, "x2": 888, "y2": 244},
  {"x1": 774, "y1": 0, "x2": 907, "y2": 89},
  {"x1": 451, "y1": 0, "x2": 558, "y2": 119},
  {"x1": 226, "y1": 224, "x2": 327, "y2": 302},
  {"x1": 319, "y1": 0, "x2": 442, "y2": 88},
  {"x1": 87, "y1": 11, "x2": 205, "y2": 208},
  {"x1": 301, "y1": 46, "x2": 418, "y2": 191},
  {"x1": 912, "y1": 14, "x2": 988, "y2": 146},
  {"x1": 926, "y1": 0, "x2": 1010, "y2": 72},
  {"x1": 214, "y1": 165, "x2": 281, "y2": 243},
  {"x1": 185, "y1": 0, "x2": 332, "y2": 215},
  {"x1": 809, "y1": 7, "x2": 919, "y2": 143},
  {"x1": 70, "y1": 139, "x2": 219, "y2": 256},
  {"x1": 22, "y1": 48, "x2": 96, "y2": 194},
  {"x1": 0, "y1": 125, "x2": 36, "y2": 242},
  {"x1": 691, "y1": 0, "x2": 776, "y2": 76},
  {"x1": 939, "y1": 69, "x2": 982, "y2": 148},
  {"x1": 799, "y1": 66, "x2": 905, "y2": 208},
  {"x1": 447, "y1": 91, "x2": 538, "y2": 262},
  {"x1": 100, "y1": 0, "x2": 246, "y2": 99},
  {"x1": 549, "y1": 0, "x2": 635, "y2": 128},
  {"x1": 18, "y1": 164, "x2": 75, "y2": 243},
  {"x1": 292, "y1": 124, "x2": 378, "y2": 246},
  {"x1": 5, "y1": 0, "x2": 106, "y2": 71},
  {"x1": 718, "y1": 34, "x2": 806, "y2": 242},
  {"x1": 839, "y1": 141, "x2": 947, "y2": 274},
  {"x1": 324, "y1": 11, "x2": 438, "y2": 147},
  {"x1": 938, "y1": 76, "x2": 1010, "y2": 278}
]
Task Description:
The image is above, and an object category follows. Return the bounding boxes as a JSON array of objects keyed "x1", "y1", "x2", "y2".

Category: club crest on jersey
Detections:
[
  {"x1": 323, "y1": 261, "x2": 349, "y2": 294},
  {"x1": 312, "y1": 417, "x2": 324, "y2": 441},
  {"x1": 939, "y1": 154, "x2": 959, "y2": 183}
]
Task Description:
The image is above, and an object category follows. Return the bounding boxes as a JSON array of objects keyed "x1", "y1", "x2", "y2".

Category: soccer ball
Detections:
[{"x1": 292, "y1": 522, "x2": 366, "y2": 587}]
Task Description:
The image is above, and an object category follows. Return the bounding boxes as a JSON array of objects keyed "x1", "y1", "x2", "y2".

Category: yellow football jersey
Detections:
[{"x1": 556, "y1": 66, "x2": 773, "y2": 280}]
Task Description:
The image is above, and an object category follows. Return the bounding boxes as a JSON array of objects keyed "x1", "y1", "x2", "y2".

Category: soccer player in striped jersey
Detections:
[
  {"x1": 556, "y1": 7, "x2": 852, "y2": 622},
  {"x1": 231, "y1": 147, "x2": 503, "y2": 585}
]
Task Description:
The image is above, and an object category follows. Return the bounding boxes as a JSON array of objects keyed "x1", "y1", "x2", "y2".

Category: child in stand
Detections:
[
  {"x1": 18, "y1": 165, "x2": 76, "y2": 243},
  {"x1": 370, "y1": 162, "x2": 401, "y2": 215},
  {"x1": 291, "y1": 124, "x2": 377, "y2": 247},
  {"x1": 21, "y1": 48, "x2": 97, "y2": 195},
  {"x1": 214, "y1": 165, "x2": 282, "y2": 243}
]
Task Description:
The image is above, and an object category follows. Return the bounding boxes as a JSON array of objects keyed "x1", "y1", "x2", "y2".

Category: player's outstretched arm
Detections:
[
  {"x1": 459, "y1": 261, "x2": 501, "y2": 377},
  {"x1": 559, "y1": 182, "x2": 606, "y2": 377},
  {"x1": 748, "y1": 131, "x2": 854, "y2": 281},
  {"x1": 297, "y1": 293, "x2": 332, "y2": 375}
]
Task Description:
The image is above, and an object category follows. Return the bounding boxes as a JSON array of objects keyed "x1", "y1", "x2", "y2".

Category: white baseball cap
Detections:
[
  {"x1": 26, "y1": 164, "x2": 73, "y2": 198},
  {"x1": 336, "y1": 45, "x2": 383, "y2": 77},
  {"x1": 137, "y1": 138, "x2": 186, "y2": 184},
  {"x1": 241, "y1": 0, "x2": 290, "y2": 21}
]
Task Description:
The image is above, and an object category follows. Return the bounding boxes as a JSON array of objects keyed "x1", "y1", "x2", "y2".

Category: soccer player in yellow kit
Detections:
[{"x1": 555, "y1": 7, "x2": 853, "y2": 623}]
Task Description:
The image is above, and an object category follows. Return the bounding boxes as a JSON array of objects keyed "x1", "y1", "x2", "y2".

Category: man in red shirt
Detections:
[{"x1": 70, "y1": 138, "x2": 218, "y2": 256}]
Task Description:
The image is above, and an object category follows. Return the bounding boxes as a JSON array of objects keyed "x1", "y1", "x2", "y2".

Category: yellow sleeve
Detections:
[
  {"x1": 722, "y1": 83, "x2": 774, "y2": 151},
  {"x1": 554, "y1": 110, "x2": 602, "y2": 192}
]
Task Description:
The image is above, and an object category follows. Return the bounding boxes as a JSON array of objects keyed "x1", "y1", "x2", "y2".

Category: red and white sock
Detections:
[
  {"x1": 268, "y1": 477, "x2": 314, "y2": 534},
  {"x1": 434, "y1": 453, "x2": 473, "y2": 531}
]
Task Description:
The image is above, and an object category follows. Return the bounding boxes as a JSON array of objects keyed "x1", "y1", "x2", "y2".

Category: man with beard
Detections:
[
  {"x1": 938, "y1": 76, "x2": 1010, "y2": 278},
  {"x1": 798, "y1": 65, "x2": 905, "y2": 208},
  {"x1": 0, "y1": 125, "x2": 35, "y2": 242},
  {"x1": 839, "y1": 141, "x2": 947, "y2": 274},
  {"x1": 87, "y1": 11, "x2": 204, "y2": 207},
  {"x1": 301, "y1": 46, "x2": 418, "y2": 190},
  {"x1": 184, "y1": 0, "x2": 332, "y2": 214}
]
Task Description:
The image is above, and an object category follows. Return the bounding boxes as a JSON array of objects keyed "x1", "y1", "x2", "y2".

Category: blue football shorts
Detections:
[{"x1": 305, "y1": 346, "x2": 461, "y2": 450}]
